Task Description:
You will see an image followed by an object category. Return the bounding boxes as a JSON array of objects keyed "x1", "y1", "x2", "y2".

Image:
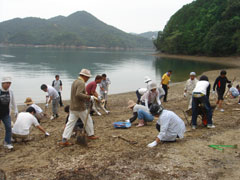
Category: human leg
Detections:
[
  {"x1": 162, "y1": 84, "x2": 168, "y2": 102},
  {"x1": 191, "y1": 97, "x2": 199, "y2": 127},
  {"x1": 62, "y1": 111, "x2": 79, "y2": 140},
  {"x1": 201, "y1": 96, "x2": 213, "y2": 125},
  {"x1": 138, "y1": 109, "x2": 154, "y2": 122},
  {"x1": 78, "y1": 110, "x2": 94, "y2": 136},
  {"x1": 52, "y1": 97, "x2": 59, "y2": 117},
  {"x1": 58, "y1": 92, "x2": 63, "y2": 106},
  {"x1": 136, "y1": 90, "x2": 142, "y2": 104},
  {"x1": 2, "y1": 115, "x2": 12, "y2": 145}
]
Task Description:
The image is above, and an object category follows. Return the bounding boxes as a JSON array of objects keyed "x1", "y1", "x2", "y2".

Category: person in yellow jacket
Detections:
[{"x1": 161, "y1": 70, "x2": 172, "y2": 102}]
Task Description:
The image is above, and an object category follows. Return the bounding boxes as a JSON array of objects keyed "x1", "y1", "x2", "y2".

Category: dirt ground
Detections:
[{"x1": 0, "y1": 57, "x2": 240, "y2": 179}]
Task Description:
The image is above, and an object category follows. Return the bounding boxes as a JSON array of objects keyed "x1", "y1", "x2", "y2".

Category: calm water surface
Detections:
[{"x1": 0, "y1": 47, "x2": 227, "y2": 104}]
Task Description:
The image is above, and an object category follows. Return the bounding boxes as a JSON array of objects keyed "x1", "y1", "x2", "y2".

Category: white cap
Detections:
[
  {"x1": 79, "y1": 69, "x2": 92, "y2": 77},
  {"x1": 144, "y1": 76, "x2": 152, "y2": 83},
  {"x1": 149, "y1": 82, "x2": 157, "y2": 90},
  {"x1": 190, "y1": 72, "x2": 196, "y2": 76},
  {"x1": 2, "y1": 77, "x2": 12, "y2": 83}
]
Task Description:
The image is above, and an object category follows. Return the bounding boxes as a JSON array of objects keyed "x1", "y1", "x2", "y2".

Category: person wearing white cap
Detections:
[
  {"x1": 136, "y1": 76, "x2": 152, "y2": 104},
  {"x1": 126, "y1": 100, "x2": 154, "y2": 127},
  {"x1": 140, "y1": 82, "x2": 161, "y2": 109},
  {"x1": 0, "y1": 76, "x2": 18, "y2": 149},
  {"x1": 184, "y1": 72, "x2": 198, "y2": 109},
  {"x1": 60, "y1": 69, "x2": 98, "y2": 146}
]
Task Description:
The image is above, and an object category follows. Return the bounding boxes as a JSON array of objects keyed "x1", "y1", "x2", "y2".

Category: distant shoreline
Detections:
[
  {"x1": 154, "y1": 53, "x2": 240, "y2": 67},
  {"x1": 0, "y1": 43, "x2": 153, "y2": 51}
]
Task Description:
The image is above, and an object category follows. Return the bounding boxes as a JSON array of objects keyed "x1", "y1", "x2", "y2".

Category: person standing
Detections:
[
  {"x1": 184, "y1": 72, "x2": 198, "y2": 109},
  {"x1": 52, "y1": 75, "x2": 63, "y2": 107},
  {"x1": 40, "y1": 84, "x2": 59, "y2": 120},
  {"x1": 161, "y1": 70, "x2": 172, "y2": 102},
  {"x1": 99, "y1": 74, "x2": 111, "y2": 108},
  {"x1": 213, "y1": 70, "x2": 231, "y2": 112},
  {"x1": 0, "y1": 77, "x2": 18, "y2": 149},
  {"x1": 12, "y1": 107, "x2": 49, "y2": 142},
  {"x1": 60, "y1": 69, "x2": 98, "y2": 146},
  {"x1": 147, "y1": 104, "x2": 186, "y2": 148},
  {"x1": 191, "y1": 75, "x2": 215, "y2": 129}
]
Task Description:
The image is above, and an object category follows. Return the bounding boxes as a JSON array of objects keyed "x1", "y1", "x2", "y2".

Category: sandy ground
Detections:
[{"x1": 0, "y1": 55, "x2": 240, "y2": 180}]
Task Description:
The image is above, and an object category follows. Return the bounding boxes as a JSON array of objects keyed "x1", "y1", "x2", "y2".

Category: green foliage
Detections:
[
  {"x1": 0, "y1": 11, "x2": 152, "y2": 49},
  {"x1": 154, "y1": 0, "x2": 240, "y2": 56}
]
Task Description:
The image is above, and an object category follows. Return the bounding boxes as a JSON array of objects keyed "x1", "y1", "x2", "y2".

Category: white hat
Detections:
[
  {"x1": 1, "y1": 77, "x2": 12, "y2": 83},
  {"x1": 149, "y1": 82, "x2": 157, "y2": 90},
  {"x1": 144, "y1": 76, "x2": 151, "y2": 83},
  {"x1": 79, "y1": 69, "x2": 92, "y2": 77},
  {"x1": 190, "y1": 72, "x2": 196, "y2": 76}
]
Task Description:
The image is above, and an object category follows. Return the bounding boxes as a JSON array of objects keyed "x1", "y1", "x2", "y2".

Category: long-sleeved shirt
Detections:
[
  {"x1": 99, "y1": 78, "x2": 111, "y2": 92},
  {"x1": 184, "y1": 78, "x2": 198, "y2": 94},
  {"x1": 0, "y1": 87, "x2": 18, "y2": 117},
  {"x1": 157, "y1": 110, "x2": 186, "y2": 141},
  {"x1": 213, "y1": 76, "x2": 231, "y2": 91},
  {"x1": 129, "y1": 104, "x2": 149, "y2": 123},
  {"x1": 141, "y1": 89, "x2": 161, "y2": 109}
]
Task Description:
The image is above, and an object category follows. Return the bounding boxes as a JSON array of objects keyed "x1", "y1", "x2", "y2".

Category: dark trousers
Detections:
[
  {"x1": 58, "y1": 92, "x2": 63, "y2": 106},
  {"x1": 191, "y1": 95, "x2": 213, "y2": 126},
  {"x1": 136, "y1": 90, "x2": 142, "y2": 104},
  {"x1": 162, "y1": 84, "x2": 168, "y2": 102}
]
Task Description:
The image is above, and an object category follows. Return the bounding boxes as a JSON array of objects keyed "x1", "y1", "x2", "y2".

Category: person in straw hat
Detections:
[
  {"x1": 0, "y1": 76, "x2": 18, "y2": 149},
  {"x1": 60, "y1": 69, "x2": 99, "y2": 146},
  {"x1": 24, "y1": 97, "x2": 45, "y2": 122},
  {"x1": 126, "y1": 100, "x2": 154, "y2": 127},
  {"x1": 140, "y1": 82, "x2": 161, "y2": 109}
]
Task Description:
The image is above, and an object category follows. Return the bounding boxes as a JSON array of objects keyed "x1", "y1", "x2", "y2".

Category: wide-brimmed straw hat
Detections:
[
  {"x1": 24, "y1": 97, "x2": 34, "y2": 105},
  {"x1": 79, "y1": 69, "x2": 92, "y2": 77},
  {"x1": 127, "y1": 100, "x2": 136, "y2": 108},
  {"x1": 1, "y1": 77, "x2": 12, "y2": 83}
]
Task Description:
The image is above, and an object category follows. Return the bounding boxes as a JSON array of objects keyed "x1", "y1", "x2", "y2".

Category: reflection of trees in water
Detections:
[{"x1": 153, "y1": 57, "x2": 226, "y2": 82}]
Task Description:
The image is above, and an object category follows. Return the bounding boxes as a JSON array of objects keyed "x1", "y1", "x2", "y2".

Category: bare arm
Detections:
[{"x1": 36, "y1": 125, "x2": 46, "y2": 134}]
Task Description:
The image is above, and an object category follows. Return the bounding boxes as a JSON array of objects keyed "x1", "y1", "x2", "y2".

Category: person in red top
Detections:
[{"x1": 86, "y1": 75, "x2": 102, "y2": 97}]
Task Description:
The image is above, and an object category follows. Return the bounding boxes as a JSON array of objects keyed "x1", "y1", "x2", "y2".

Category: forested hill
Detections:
[
  {"x1": 0, "y1": 11, "x2": 153, "y2": 49},
  {"x1": 154, "y1": 0, "x2": 240, "y2": 56}
]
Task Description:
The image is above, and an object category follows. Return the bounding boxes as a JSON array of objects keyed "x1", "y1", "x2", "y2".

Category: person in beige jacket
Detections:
[{"x1": 60, "y1": 69, "x2": 98, "y2": 146}]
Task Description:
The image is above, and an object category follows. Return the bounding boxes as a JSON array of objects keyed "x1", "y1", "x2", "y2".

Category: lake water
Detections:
[{"x1": 0, "y1": 46, "x2": 227, "y2": 104}]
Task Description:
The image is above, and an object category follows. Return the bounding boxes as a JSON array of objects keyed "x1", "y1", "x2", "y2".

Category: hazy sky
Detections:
[{"x1": 0, "y1": 0, "x2": 194, "y2": 33}]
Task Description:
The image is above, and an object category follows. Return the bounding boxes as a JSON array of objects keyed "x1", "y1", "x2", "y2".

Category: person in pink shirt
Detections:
[{"x1": 86, "y1": 75, "x2": 102, "y2": 97}]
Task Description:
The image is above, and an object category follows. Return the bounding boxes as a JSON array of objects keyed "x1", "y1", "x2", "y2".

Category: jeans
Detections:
[
  {"x1": 1, "y1": 115, "x2": 12, "y2": 144},
  {"x1": 162, "y1": 84, "x2": 168, "y2": 101},
  {"x1": 137, "y1": 109, "x2": 154, "y2": 122},
  {"x1": 191, "y1": 95, "x2": 213, "y2": 126}
]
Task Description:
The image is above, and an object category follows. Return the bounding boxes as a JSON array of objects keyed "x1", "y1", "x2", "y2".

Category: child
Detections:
[{"x1": 213, "y1": 70, "x2": 231, "y2": 112}]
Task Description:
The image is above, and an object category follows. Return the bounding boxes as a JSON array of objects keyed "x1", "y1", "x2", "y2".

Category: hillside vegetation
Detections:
[
  {"x1": 0, "y1": 11, "x2": 152, "y2": 49},
  {"x1": 154, "y1": 0, "x2": 240, "y2": 56}
]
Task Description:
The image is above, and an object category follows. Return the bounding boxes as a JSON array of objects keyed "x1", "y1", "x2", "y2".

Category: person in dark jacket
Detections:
[{"x1": 213, "y1": 70, "x2": 231, "y2": 112}]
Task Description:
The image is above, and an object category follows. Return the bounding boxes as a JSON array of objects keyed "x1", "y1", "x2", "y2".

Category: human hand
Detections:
[
  {"x1": 45, "y1": 103, "x2": 49, "y2": 108},
  {"x1": 147, "y1": 140, "x2": 158, "y2": 148},
  {"x1": 90, "y1": 96, "x2": 95, "y2": 102},
  {"x1": 104, "y1": 90, "x2": 108, "y2": 94},
  {"x1": 45, "y1": 132, "x2": 50, "y2": 136},
  {"x1": 184, "y1": 93, "x2": 187, "y2": 97},
  {"x1": 212, "y1": 91, "x2": 216, "y2": 94}
]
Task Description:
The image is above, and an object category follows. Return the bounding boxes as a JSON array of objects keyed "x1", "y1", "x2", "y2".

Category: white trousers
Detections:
[{"x1": 62, "y1": 110, "x2": 94, "y2": 140}]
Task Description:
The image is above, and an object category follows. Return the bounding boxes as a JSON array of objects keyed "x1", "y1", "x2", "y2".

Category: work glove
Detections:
[
  {"x1": 184, "y1": 93, "x2": 187, "y2": 97},
  {"x1": 212, "y1": 91, "x2": 216, "y2": 94},
  {"x1": 90, "y1": 96, "x2": 95, "y2": 102},
  {"x1": 104, "y1": 90, "x2": 108, "y2": 94},
  {"x1": 45, "y1": 132, "x2": 50, "y2": 137},
  {"x1": 45, "y1": 103, "x2": 49, "y2": 108},
  {"x1": 125, "y1": 119, "x2": 130, "y2": 123},
  {"x1": 147, "y1": 140, "x2": 158, "y2": 148}
]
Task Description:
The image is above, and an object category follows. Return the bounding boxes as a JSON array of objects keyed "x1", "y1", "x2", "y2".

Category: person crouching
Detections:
[{"x1": 147, "y1": 104, "x2": 186, "y2": 148}]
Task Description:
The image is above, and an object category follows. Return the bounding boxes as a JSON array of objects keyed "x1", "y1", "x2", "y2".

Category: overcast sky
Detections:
[{"x1": 0, "y1": 0, "x2": 194, "y2": 33}]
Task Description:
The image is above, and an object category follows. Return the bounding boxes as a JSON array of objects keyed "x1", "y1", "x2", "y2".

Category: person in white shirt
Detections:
[
  {"x1": 24, "y1": 97, "x2": 45, "y2": 122},
  {"x1": 12, "y1": 107, "x2": 49, "y2": 142},
  {"x1": 52, "y1": 75, "x2": 64, "y2": 107},
  {"x1": 126, "y1": 100, "x2": 154, "y2": 127},
  {"x1": 99, "y1": 74, "x2": 111, "y2": 109},
  {"x1": 191, "y1": 75, "x2": 215, "y2": 129},
  {"x1": 184, "y1": 72, "x2": 198, "y2": 109},
  {"x1": 0, "y1": 77, "x2": 18, "y2": 149},
  {"x1": 141, "y1": 82, "x2": 161, "y2": 109},
  {"x1": 147, "y1": 104, "x2": 186, "y2": 148},
  {"x1": 40, "y1": 84, "x2": 59, "y2": 120}
]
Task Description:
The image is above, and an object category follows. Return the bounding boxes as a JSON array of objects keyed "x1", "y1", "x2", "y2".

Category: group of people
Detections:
[{"x1": 1, "y1": 68, "x2": 238, "y2": 149}]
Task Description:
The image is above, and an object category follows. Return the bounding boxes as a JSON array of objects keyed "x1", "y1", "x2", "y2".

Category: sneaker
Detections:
[
  {"x1": 106, "y1": 110, "x2": 110, "y2": 114},
  {"x1": 4, "y1": 143, "x2": 13, "y2": 149},
  {"x1": 192, "y1": 125, "x2": 196, "y2": 130},
  {"x1": 96, "y1": 112, "x2": 102, "y2": 116},
  {"x1": 220, "y1": 109, "x2": 224, "y2": 112},
  {"x1": 207, "y1": 124, "x2": 216, "y2": 129},
  {"x1": 87, "y1": 135, "x2": 99, "y2": 140},
  {"x1": 50, "y1": 115, "x2": 55, "y2": 120}
]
